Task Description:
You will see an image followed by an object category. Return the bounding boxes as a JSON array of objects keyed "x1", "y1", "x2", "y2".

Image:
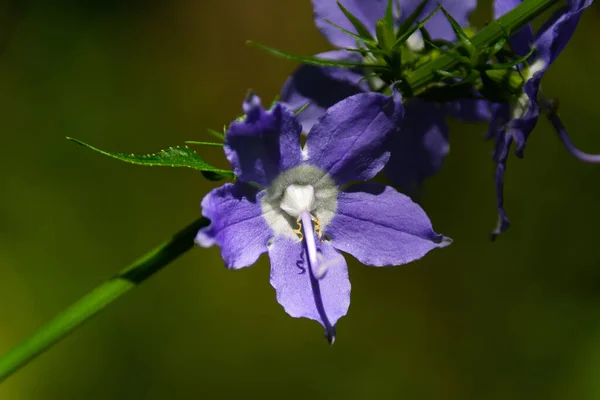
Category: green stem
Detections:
[
  {"x1": 0, "y1": 218, "x2": 208, "y2": 383},
  {"x1": 407, "y1": 0, "x2": 561, "y2": 95}
]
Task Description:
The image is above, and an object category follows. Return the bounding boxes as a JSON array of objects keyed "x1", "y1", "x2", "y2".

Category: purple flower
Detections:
[
  {"x1": 281, "y1": 0, "x2": 487, "y2": 194},
  {"x1": 196, "y1": 92, "x2": 450, "y2": 343},
  {"x1": 489, "y1": 0, "x2": 594, "y2": 239}
]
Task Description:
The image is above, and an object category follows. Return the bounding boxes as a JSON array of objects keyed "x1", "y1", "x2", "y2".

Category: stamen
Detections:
[
  {"x1": 292, "y1": 216, "x2": 304, "y2": 242},
  {"x1": 312, "y1": 215, "x2": 323, "y2": 240}
]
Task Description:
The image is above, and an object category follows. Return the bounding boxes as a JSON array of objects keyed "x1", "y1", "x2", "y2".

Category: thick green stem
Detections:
[
  {"x1": 0, "y1": 218, "x2": 208, "y2": 383},
  {"x1": 408, "y1": 0, "x2": 561, "y2": 95}
]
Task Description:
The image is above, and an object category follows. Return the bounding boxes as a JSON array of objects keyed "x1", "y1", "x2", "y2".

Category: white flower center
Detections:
[
  {"x1": 280, "y1": 184, "x2": 316, "y2": 218},
  {"x1": 261, "y1": 164, "x2": 338, "y2": 240}
]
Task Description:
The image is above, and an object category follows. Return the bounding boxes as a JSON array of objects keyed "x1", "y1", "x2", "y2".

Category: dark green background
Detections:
[{"x1": 1, "y1": 1, "x2": 599, "y2": 399}]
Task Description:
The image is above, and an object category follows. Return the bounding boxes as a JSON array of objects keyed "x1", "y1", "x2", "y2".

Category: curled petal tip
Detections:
[
  {"x1": 325, "y1": 326, "x2": 336, "y2": 345},
  {"x1": 242, "y1": 92, "x2": 262, "y2": 117},
  {"x1": 436, "y1": 235, "x2": 453, "y2": 247}
]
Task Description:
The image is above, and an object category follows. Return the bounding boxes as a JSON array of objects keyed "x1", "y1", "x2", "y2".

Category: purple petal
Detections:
[
  {"x1": 306, "y1": 92, "x2": 404, "y2": 184},
  {"x1": 268, "y1": 235, "x2": 350, "y2": 343},
  {"x1": 549, "y1": 111, "x2": 600, "y2": 163},
  {"x1": 312, "y1": 0, "x2": 388, "y2": 48},
  {"x1": 534, "y1": 0, "x2": 592, "y2": 67},
  {"x1": 280, "y1": 50, "x2": 366, "y2": 133},
  {"x1": 325, "y1": 182, "x2": 450, "y2": 266},
  {"x1": 196, "y1": 183, "x2": 271, "y2": 269},
  {"x1": 384, "y1": 99, "x2": 449, "y2": 193},
  {"x1": 490, "y1": 133, "x2": 512, "y2": 240},
  {"x1": 225, "y1": 94, "x2": 303, "y2": 186},
  {"x1": 445, "y1": 98, "x2": 492, "y2": 122},
  {"x1": 493, "y1": 0, "x2": 534, "y2": 56},
  {"x1": 402, "y1": 0, "x2": 477, "y2": 41}
]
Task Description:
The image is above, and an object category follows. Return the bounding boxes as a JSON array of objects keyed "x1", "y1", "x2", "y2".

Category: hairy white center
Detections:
[
  {"x1": 280, "y1": 184, "x2": 316, "y2": 218},
  {"x1": 261, "y1": 164, "x2": 338, "y2": 239}
]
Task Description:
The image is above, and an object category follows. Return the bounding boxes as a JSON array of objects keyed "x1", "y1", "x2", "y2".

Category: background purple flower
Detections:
[
  {"x1": 197, "y1": 92, "x2": 450, "y2": 342},
  {"x1": 281, "y1": 0, "x2": 484, "y2": 195},
  {"x1": 489, "y1": 0, "x2": 593, "y2": 239}
]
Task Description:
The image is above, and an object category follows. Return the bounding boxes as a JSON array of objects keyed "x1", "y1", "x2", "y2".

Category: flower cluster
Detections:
[{"x1": 196, "y1": 0, "x2": 597, "y2": 341}]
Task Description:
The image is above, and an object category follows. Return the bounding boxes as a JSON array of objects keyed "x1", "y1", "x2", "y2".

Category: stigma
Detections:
[{"x1": 280, "y1": 184, "x2": 316, "y2": 218}]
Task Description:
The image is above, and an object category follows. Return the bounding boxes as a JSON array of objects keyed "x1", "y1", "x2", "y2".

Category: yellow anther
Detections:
[
  {"x1": 293, "y1": 216, "x2": 304, "y2": 242},
  {"x1": 312, "y1": 215, "x2": 323, "y2": 241}
]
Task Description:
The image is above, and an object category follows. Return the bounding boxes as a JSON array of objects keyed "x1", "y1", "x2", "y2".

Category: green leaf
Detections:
[
  {"x1": 67, "y1": 137, "x2": 234, "y2": 179},
  {"x1": 247, "y1": 40, "x2": 385, "y2": 70},
  {"x1": 336, "y1": 0, "x2": 375, "y2": 42}
]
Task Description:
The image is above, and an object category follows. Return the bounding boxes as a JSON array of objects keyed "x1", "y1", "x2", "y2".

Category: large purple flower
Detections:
[
  {"x1": 281, "y1": 0, "x2": 486, "y2": 193},
  {"x1": 196, "y1": 93, "x2": 450, "y2": 343},
  {"x1": 489, "y1": 0, "x2": 594, "y2": 239}
]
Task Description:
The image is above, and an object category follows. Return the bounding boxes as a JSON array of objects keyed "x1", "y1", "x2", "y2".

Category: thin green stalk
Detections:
[
  {"x1": 408, "y1": 0, "x2": 561, "y2": 95},
  {"x1": 0, "y1": 218, "x2": 208, "y2": 383}
]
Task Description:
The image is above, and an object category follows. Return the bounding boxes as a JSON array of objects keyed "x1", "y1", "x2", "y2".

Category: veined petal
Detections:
[
  {"x1": 196, "y1": 183, "x2": 271, "y2": 269},
  {"x1": 268, "y1": 235, "x2": 350, "y2": 343},
  {"x1": 280, "y1": 50, "x2": 366, "y2": 133},
  {"x1": 384, "y1": 100, "x2": 449, "y2": 194},
  {"x1": 225, "y1": 94, "x2": 303, "y2": 186},
  {"x1": 325, "y1": 182, "x2": 450, "y2": 266},
  {"x1": 312, "y1": 0, "x2": 388, "y2": 48},
  {"x1": 306, "y1": 92, "x2": 404, "y2": 184},
  {"x1": 493, "y1": 0, "x2": 534, "y2": 56}
]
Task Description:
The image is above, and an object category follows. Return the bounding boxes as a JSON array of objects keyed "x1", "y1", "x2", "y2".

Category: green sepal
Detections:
[
  {"x1": 295, "y1": 102, "x2": 310, "y2": 115},
  {"x1": 396, "y1": 0, "x2": 428, "y2": 39},
  {"x1": 481, "y1": 69, "x2": 524, "y2": 101},
  {"x1": 393, "y1": 5, "x2": 441, "y2": 50},
  {"x1": 184, "y1": 141, "x2": 224, "y2": 147},
  {"x1": 206, "y1": 128, "x2": 225, "y2": 141},
  {"x1": 67, "y1": 138, "x2": 235, "y2": 180},
  {"x1": 324, "y1": 19, "x2": 378, "y2": 47},
  {"x1": 336, "y1": 0, "x2": 375, "y2": 42},
  {"x1": 439, "y1": 6, "x2": 473, "y2": 54},
  {"x1": 376, "y1": 19, "x2": 395, "y2": 51},
  {"x1": 384, "y1": 0, "x2": 395, "y2": 31},
  {"x1": 247, "y1": 40, "x2": 384, "y2": 69}
]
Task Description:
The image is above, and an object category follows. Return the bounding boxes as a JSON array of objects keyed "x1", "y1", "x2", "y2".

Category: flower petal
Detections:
[
  {"x1": 325, "y1": 182, "x2": 450, "y2": 266},
  {"x1": 445, "y1": 98, "x2": 492, "y2": 122},
  {"x1": 312, "y1": 0, "x2": 388, "y2": 48},
  {"x1": 306, "y1": 92, "x2": 404, "y2": 184},
  {"x1": 196, "y1": 183, "x2": 271, "y2": 269},
  {"x1": 384, "y1": 100, "x2": 449, "y2": 194},
  {"x1": 280, "y1": 50, "x2": 366, "y2": 133},
  {"x1": 490, "y1": 133, "x2": 512, "y2": 240},
  {"x1": 225, "y1": 94, "x2": 303, "y2": 186},
  {"x1": 493, "y1": 0, "x2": 534, "y2": 56},
  {"x1": 534, "y1": 0, "x2": 592, "y2": 67},
  {"x1": 268, "y1": 235, "x2": 350, "y2": 343}
]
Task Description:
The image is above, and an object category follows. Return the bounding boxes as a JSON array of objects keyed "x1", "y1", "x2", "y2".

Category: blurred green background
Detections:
[{"x1": 1, "y1": 0, "x2": 599, "y2": 399}]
